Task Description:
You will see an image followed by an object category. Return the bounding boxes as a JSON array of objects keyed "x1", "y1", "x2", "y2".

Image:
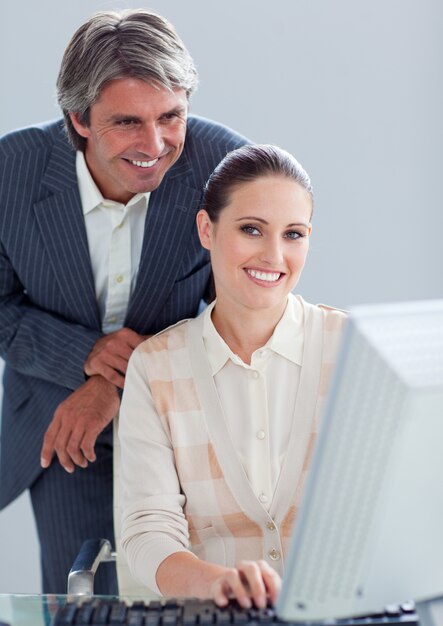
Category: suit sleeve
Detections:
[{"x1": 0, "y1": 241, "x2": 102, "y2": 390}]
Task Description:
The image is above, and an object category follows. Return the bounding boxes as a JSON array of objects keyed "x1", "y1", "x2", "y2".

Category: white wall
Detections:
[{"x1": 0, "y1": 0, "x2": 442, "y2": 592}]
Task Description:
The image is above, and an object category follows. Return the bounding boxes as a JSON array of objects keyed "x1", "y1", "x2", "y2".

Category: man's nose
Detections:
[{"x1": 136, "y1": 124, "x2": 165, "y2": 157}]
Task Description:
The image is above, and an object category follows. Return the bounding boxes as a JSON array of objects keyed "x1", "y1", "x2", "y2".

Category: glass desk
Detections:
[
  {"x1": 0, "y1": 593, "x2": 156, "y2": 626},
  {"x1": 0, "y1": 593, "x2": 426, "y2": 626},
  {"x1": 0, "y1": 594, "x2": 78, "y2": 626},
  {"x1": 0, "y1": 594, "x2": 148, "y2": 626}
]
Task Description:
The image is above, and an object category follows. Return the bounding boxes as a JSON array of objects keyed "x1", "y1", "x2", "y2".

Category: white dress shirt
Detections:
[
  {"x1": 76, "y1": 151, "x2": 149, "y2": 333},
  {"x1": 202, "y1": 295, "x2": 304, "y2": 510}
]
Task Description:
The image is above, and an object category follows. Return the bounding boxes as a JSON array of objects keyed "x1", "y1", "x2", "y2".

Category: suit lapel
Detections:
[
  {"x1": 33, "y1": 130, "x2": 204, "y2": 332},
  {"x1": 125, "y1": 175, "x2": 202, "y2": 330},
  {"x1": 33, "y1": 138, "x2": 100, "y2": 329}
]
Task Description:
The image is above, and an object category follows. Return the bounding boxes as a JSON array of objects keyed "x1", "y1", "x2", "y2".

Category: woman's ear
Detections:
[{"x1": 196, "y1": 210, "x2": 213, "y2": 250}]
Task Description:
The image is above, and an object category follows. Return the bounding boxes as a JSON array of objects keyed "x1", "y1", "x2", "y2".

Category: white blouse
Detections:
[{"x1": 202, "y1": 296, "x2": 304, "y2": 509}]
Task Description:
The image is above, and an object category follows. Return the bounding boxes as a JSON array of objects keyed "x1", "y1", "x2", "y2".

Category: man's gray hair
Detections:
[{"x1": 56, "y1": 9, "x2": 198, "y2": 150}]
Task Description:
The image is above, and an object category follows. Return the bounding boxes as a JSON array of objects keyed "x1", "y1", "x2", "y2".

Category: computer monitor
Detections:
[{"x1": 277, "y1": 299, "x2": 443, "y2": 623}]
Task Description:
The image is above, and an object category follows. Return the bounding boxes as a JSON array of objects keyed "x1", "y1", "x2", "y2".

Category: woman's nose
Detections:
[{"x1": 259, "y1": 237, "x2": 284, "y2": 266}]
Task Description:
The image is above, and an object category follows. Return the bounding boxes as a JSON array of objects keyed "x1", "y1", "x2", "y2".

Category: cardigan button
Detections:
[
  {"x1": 266, "y1": 522, "x2": 276, "y2": 531},
  {"x1": 268, "y1": 549, "x2": 281, "y2": 561}
]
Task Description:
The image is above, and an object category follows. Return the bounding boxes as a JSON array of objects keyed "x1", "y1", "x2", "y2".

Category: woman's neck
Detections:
[{"x1": 211, "y1": 298, "x2": 288, "y2": 365}]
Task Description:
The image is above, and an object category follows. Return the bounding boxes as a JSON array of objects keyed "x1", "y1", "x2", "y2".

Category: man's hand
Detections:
[
  {"x1": 84, "y1": 327, "x2": 148, "y2": 388},
  {"x1": 40, "y1": 375, "x2": 120, "y2": 473}
]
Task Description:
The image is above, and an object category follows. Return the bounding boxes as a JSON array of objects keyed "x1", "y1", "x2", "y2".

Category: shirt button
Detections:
[
  {"x1": 108, "y1": 317, "x2": 117, "y2": 325},
  {"x1": 266, "y1": 522, "x2": 276, "y2": 531},
  {"x1": 116, "y1": 274, "x2": 124, "y2": 283},
  {"x1": 268, "y1": 549, "x2": 281, "y2": 561},
  {"x1": 252, "y1": 371, "x2": 259, "y2": 379},
  {"x1": 259, "y1": 493, "x2": 268, "y2": 503},
  {"x1": 256, "y1": 430, "x2": 265, "y2": 440}
]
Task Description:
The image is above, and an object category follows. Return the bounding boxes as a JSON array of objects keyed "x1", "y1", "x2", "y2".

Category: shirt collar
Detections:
[
  {"x1": 75, "y1": 150, "x2": 150, "y2": 215},
  {"x1": 202, "y1": 293, "x2": 304, "y2": 376}
]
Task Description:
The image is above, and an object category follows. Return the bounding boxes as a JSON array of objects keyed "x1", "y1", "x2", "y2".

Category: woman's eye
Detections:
[
  {"x1": 241, "y1": 225, "x2": 261, "y2": 236},
  {"x1": 285, "y1": 230, "x2": 302, "y2": 240}
]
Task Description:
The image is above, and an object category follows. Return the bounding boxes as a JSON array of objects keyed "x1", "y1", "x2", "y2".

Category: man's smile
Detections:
[{"x1": 126, "y1": 158, "x2": 159, "y2": 169}]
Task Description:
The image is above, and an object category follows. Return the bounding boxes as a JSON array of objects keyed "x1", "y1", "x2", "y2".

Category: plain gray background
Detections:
[{"x1": 0, "y1": 0, "x2": 441, "y2": 593}]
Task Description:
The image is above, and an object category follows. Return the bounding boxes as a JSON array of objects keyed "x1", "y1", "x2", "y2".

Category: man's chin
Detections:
[
  {"x1": 128, "y1": 166, "x2": 170, "y2": 194},
  {"x1": 121, "y1": 174, "x2": 163, "y2": 196}
]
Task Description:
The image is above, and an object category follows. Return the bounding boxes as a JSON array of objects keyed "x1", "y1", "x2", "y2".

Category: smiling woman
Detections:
[
  {"x1": 119, "y1": 144, "x2": 347, "y2": 608},
  {"x1": 197, "y1": 173, "x2": 312, "y2": 357}
]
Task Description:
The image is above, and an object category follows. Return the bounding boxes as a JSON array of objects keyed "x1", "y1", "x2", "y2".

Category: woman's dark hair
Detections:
[{"x1": 201, "y1": 144, "x2": 314, "y2": 222}]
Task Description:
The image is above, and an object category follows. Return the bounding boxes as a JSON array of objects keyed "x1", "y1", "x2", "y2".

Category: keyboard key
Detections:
[
  {"x1": 232, "y1": 609, "x2": 250, "y2": 624},
  {"x1": 146, "y1": 612, "x2": 161, "y2": 626},
  {"x1": 93, "y1": 602, "x2": 111, "y2": 624},
  {"x1": 109, "y1": 601, "x2": 128, "y2": 624},
  {"x1": 54, "y1": 602, "x2": 77, "y2": 625},
  {"x1": 75, "y1": 603, "x2": 94, "y2": 625},
  {"x1": 126, "y1": 610, "x2": 145, "y2": 626},
  {"x1": 214, "y1": 608, "x2": 232, "y2": 625}
]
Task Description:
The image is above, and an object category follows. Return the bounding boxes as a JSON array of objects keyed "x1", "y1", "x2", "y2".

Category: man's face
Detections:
[{"x1": 70, "y1": 78, "x2": 188, "y2": 203}]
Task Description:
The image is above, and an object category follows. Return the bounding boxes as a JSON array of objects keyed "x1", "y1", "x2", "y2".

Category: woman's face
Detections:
[{"x1": 197, "y1": 175, "x2": 312, "y2": 316}]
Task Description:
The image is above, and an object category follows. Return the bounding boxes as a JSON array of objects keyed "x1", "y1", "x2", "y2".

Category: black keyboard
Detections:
[{"x1": 52, "y1": 597, "x2": 419, "y2": 626}]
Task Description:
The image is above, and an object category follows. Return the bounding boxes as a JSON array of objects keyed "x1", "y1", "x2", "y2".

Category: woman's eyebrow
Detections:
[
  {"x1": 235, "y1": 216, "x2": 310, "y2": 228},
  {"x1": 235, "y1": 216, "x2": 268, "y2": 224}
]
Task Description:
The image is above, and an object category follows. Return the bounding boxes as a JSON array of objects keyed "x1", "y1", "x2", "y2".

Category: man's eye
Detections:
[
  {"x1": 161, "y1": 112, "x2": 181, "y2": 123},
  {"x1": 117, "y1": 119, "x2": 137, "y2": 126},
  {"x1": 241, "y1": 225, "x2": 261, "y2": 236}
]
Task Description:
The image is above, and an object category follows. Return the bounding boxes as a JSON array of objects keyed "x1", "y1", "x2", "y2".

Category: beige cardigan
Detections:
[{"x1": 120, "y1": 295, "x2": 347, "y2": 593}]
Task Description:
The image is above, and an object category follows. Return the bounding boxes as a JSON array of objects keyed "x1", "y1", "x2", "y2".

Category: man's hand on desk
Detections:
[
  {"x1": 84, "y1": 327, "x2": 148, "y2": 389},
  {"x1": 40, "y1": 375, "x2": 120, "y2": 473}
]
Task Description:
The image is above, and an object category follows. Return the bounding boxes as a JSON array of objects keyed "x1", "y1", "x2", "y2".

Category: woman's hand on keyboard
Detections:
[{"x1": 210, "y1": 559, "x2": 282, "y2": 610}]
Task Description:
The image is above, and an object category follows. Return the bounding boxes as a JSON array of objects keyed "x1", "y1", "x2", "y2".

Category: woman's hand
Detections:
[
  {"x1": 210, "y1": 560, "x2": 282, "y2": 609},
  {"x1": 156, "y1": 553, "x2": 281, "y2": 608}
]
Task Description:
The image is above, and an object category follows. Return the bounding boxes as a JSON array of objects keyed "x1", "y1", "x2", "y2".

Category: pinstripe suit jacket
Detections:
[{"x1": 0, "y1": 116, "x2": 249, "y2": 509}]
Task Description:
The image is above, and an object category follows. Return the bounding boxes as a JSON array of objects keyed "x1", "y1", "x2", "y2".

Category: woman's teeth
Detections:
[{"x1": 247, "y1": 269, "x2": 281, "y2": 282}]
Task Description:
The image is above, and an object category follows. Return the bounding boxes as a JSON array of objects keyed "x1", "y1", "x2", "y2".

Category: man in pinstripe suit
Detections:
[{"x1": 0, "y1": 9, "x2": 248, "y2": 594}]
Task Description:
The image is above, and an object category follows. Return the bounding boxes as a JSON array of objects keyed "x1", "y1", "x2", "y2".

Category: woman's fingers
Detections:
[
  {"x1": 211, "y1": 560, "x2": 282, "y2": 609},
  {"x1": 256, "y1": 559, "x2": 282, "y2": 605}
]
